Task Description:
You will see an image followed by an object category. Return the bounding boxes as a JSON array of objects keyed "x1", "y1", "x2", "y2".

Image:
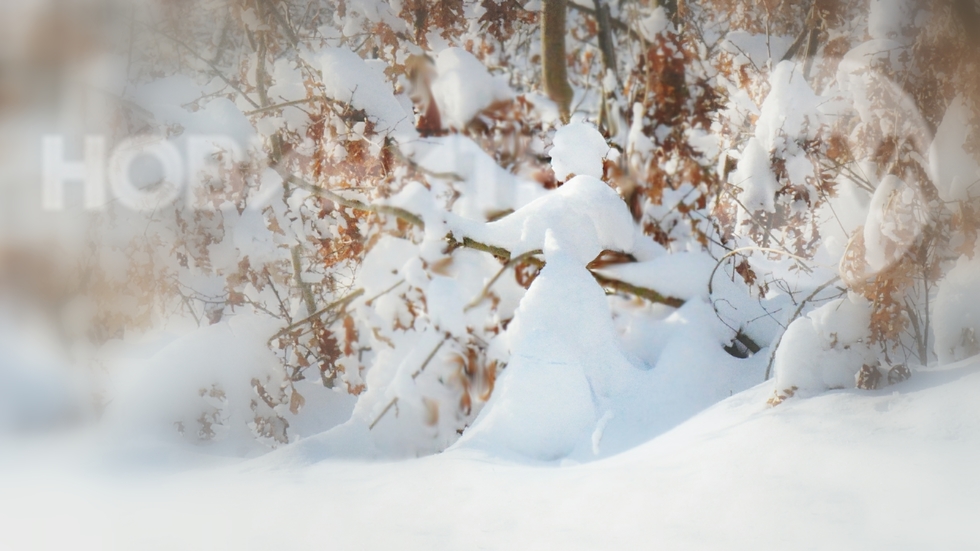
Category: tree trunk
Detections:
[{"x1": 541, "y1": 0, "x2": 573, "y2": 123}]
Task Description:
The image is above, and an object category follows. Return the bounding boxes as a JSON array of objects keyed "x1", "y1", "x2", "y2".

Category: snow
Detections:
[
  {"x1": 450, "y1": 175, "x2": 634, "y2": 264},
  {"x1": 102, "y1": 314, "x2": 356, "y2": 455},
  {"x1": 549, "y1": 122, "x2": 610, "y2": 181},
  {"x1": 594, "y1": 250, "x2": 715, "y2": 301},
  {"x1": 315, "y1": 47, "x2": 416, "y2": 141},
  {"x1": 721, "y1": 31, "x2": 795, "y2": 68},
  {"x1": 934, "y1": 255, "x2": 980, "y2": 364},
  {"x1": 411, "y1": 134, "x2": 545, "y2": 219},
  {"x1": 732, "y1": 137, "x2": 778, "y2": 212},
  {"x1": 4, "y1": 360, "x2": 980, "y2": 549},
  {"x1": 869, "y1": 0, "x2": 915, "y2": 41},
  {"x1": 455, "y1": 231, "x2": 631, "y2": 460},
  {"x1": 864, "y1": 175, "x2": 902, "y2": 273},
  {"x1": 930, "y1": 97, "x2": 980, "y2": 202},
  {"x1": 7, "y1": 1, "x2": 980, "y2": 547},
  {"x1": 772, "y1": 294, "x2": 875, "y2": 397},
  {"x1": 754, "y1": 62, "x2": 822, "y2": 152},
  {"x1": 731, "y1": 61, "x2": 825, "y2": 217},
  {"x1": 455, "y1": 228, "x2": 761, "y2": 461},
  {"x1": 430, "y1": 48, "x2": 512, "y2": 129},
  {"x1": 636, "y1": 7, "x2": 671, "y2": 41}
]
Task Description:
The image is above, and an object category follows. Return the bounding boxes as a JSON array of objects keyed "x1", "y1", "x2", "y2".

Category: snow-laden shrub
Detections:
[{"x1": 23, "y1": 0, "x2": 980, "y2": 458}]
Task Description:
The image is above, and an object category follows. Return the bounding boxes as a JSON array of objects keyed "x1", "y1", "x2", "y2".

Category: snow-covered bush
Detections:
[{"x1": 14, "y1": 0, "x2": 980, "y2": 461}]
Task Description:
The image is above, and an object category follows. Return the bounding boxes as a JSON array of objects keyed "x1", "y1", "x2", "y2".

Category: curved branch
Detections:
[{"x1": 764, "y1": 276, "x2": 843, "y2": 381}]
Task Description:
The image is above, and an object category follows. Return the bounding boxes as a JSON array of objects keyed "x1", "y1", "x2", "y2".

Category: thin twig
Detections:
[
  {"x1": 465, "y1": 250, "x2": 543, "y2": 312},
  {"x1": 245, "y1": 98, "x2": 316, "y2": 116},
  {"x1": 139, "y1": 21, "x2": 260, "y2": 109},
  {"x1": 268, "y1": 288, "x2": 366, "y2": 345}
]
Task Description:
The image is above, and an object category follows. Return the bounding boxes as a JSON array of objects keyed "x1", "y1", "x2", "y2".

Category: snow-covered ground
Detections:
[
  {"x1": 2, "y1": 360, "x2": 978, "y2": 550},
  {"x1": 4, "y1": 1, "x2": 980, "y2": 549}
]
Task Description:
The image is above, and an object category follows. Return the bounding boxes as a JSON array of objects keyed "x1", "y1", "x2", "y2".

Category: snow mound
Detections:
[
  {"x1": 771, "y1": 294, "x2": 876, "y2": 397},
  {"x1": 454, "y1": 231, "x2": 635, "y2": 460},
  {"x1": 455, "y1": 230, "x2": 759, "y2": 461}
]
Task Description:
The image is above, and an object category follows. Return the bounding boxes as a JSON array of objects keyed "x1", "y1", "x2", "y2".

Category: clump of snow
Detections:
[
  {"x1": 594, "y1": 251, "x2": 716, "y2": 301},
  {"x1": 636, "y1": 7, "x2": 671, "y2": 41},
  {"x1": 549, "y1": 122, "x2": 610, "y2": 181},
  {"x1": 754, "y1": 61, "x2": 822, "y2": 152},
  {"x1": 771, "y1": 294, "x2": 876, "y2": 396},
  {"x1": 732, "y1": 137, "x2": 778, "y2": 213},
  {"x1": 451, "y1": 175, "x2": 634, "y2": 265},
  {"x1": 731, "y1": 61, "x2": 822, "y2": 216},
  {"x1": 626, "y1": 103, "x2": 655, "y2": 175},
  {"x1": 412, "y1": 135, "x2": 545, "y2": 219},
  {"x1": 430, "y1": 48, "x2": 512, "y2": 128},
  {"x1": 929, "y1": 97, "x2": 980, "y2": 203},
  {"x1": 721, "y1": 32, "x2": 796, "y2": 69},
  {"x1": 314, "y1": 47, "x2": 416, "y2": 141},
  {"x1": 862, "y1": 175, "x2": 927, "y2": 274}
]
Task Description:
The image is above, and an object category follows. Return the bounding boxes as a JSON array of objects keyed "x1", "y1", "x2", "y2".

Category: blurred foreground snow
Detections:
[{"x1": 2, "y1": 358, "x2": 979, "y2": 550}]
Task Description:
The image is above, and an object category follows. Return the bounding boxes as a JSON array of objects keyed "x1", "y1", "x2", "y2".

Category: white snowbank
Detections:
[{"x1": 4, "y1": 360, "x2": 980, "y2": 549}]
